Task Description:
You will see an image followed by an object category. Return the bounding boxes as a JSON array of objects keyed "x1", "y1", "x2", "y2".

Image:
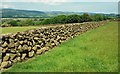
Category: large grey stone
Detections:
[
  {"x1": 28, "y1": 46, "x2": 32, "y2": 51},
  {"x1": 32, "y1": 40, "x2": 36, "y2": 45},
  {"x1": 16, "y1": 57, "x2": 21, "y2": 62},
  {"x1": 10, "y1": 49, "x2": 16, "y2": 53},
  {"x1": 36, "y1": 49, "x2": 42, "y2": 55},
  {"x1": 22, "y1": 45, "x2": 28, "y2": 50},
  {"x1": 32, "y1": 46, "x2": 37, "y2": 51},
  {"x1": 8, "y1": 42, "x2": 15, "y2": 48},
  {"x1": 41, "y1": 47, "x2": 49, "y2": 53},
  {"x1": 18, "y1": 45, "x2": 22, "y2": 50},
  {"x1": 0, "y1": 61, "x2": 12, "y2": 68},
  {"x1": 15, "y1": 42, "x2": 19, "y2": 47},
  {"x1": 2, "y1": 42, "x2": 8, "y2": 47},
  {"x1": 19, "y1": 41, "x2": 24, "y2": 44},
  {"x1": 2, "y1": 48, "x2": 8, "y2": 53},
  {"x1": 34, "y1": 37, "x2": 39, "y2": 40},
  {"x1": 36, "y1": 47, "x2": 49, "y2": 55},
  {"x1": 9, "y1": 39, "x2": 14, "y2": 43},
  {"x1": 28, "y1": 50, "x2": 34, "y2": 58},
  {"x1": 24, "y1": 39, "x2": 28, "y2": 44},
  {"x1": 21, "y1": 53, "x2": 27, "y2": 60}
]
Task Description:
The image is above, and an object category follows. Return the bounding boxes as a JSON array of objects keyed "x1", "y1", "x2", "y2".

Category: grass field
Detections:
[
  {"x1": 1, "y1": 26, "x2": 40, "y2": 34},
  {"x1": 4, "y1": 22, "x2": 118, "y2": 72}
]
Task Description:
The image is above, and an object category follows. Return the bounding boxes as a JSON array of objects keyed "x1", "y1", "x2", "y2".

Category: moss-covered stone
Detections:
[
  {"x1": 10, "y1": 49, "x2": 16, "y2": 53},
  {"x1": 0, "y1": 61, "x2": 12, "y2": 68},
  {"x1": 3, "y1": 54, "x2": 10, "y2": 61},
  {"x1": 11, "y1": 58, "x2": 17, "y2": 63},
  {"x1": 10, "y1": 54, "x2": 16, "y2": 60}
]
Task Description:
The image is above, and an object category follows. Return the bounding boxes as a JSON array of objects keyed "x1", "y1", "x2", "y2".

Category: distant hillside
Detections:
[
  {"x1": 1, "y1": 8, "x2": 118, "y2": 18},
  {"x1": 1, "y1": 9, "x2": 83, "y2": 18},
  {"x1": 1, "y1": 9, "x2": 47, "y2": 18}
]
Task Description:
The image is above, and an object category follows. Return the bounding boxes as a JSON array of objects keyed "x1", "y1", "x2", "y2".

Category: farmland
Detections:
[
  {"x1": 2, "y1": 26, "x2": 40, "y2": 34},
  {"x1": 0, "y1": 1, "x2": 119, "y2": 73},
  {"x1": 3, "y1": 21, "x2": 118, "y2": 72}
]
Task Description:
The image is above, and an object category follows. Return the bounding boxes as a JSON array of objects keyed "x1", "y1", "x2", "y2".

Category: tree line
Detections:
[
  {"x1": 1, "y1": 13, "x2": 110, "y2": 27},
  {"x1": 41, "y1": 13, "x2": 109, "y2": 25}
]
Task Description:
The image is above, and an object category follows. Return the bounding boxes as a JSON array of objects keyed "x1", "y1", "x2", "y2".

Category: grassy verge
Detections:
[{"x1": 5, "y1": 22, "x2": 118, "y2": 72}]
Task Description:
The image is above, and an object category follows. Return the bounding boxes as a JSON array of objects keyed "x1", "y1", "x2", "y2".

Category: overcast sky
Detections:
[
  {"x1": 1, "y1": 0, "x2": 119, "y2": 2},
  {"x1": 1, "y1": 0, "x2": 119, "y2": 14}
]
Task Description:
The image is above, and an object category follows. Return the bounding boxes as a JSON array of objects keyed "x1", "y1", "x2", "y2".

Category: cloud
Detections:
[
  {"x1": 2, "y1": 0, "x2": 119, "y2": 2},
  {"x1": 2, "y1": 0, "x2": 68, "y2": 5},
  {"x1": 0, "y1": 4, "x2": 14, "y2": 8},
  {"x1": 70, "y1": 0, "x2": 119, "y2": 2},
  {"x1": 2, "y1": 0, "x2": 67, "y2": 2},
  {"x1": 40, "y1": 0, "x2": 67, "y2": 5}
]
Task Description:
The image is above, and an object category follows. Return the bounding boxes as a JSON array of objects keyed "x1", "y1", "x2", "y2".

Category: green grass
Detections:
[
  {"x1": 1, "y1": 26, "x2": 40, "y2": 34},
  {"x1": 5, "y1": 22, "x2": 118, "y2": 72}
]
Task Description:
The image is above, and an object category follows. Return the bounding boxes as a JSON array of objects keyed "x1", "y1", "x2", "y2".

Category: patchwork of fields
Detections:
[{"x1": 2, "y1": 21, "x2": 118, "y2": 72}]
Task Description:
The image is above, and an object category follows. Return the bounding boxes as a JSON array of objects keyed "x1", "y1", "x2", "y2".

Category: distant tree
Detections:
[
  {"x1": 81, "y1": 13, "x2": 92, "y2": 22},
  {"x1": 92, "y1": 14, "x2": 103, "y2": 21},
  {"x1": 102, "y1": 15, "x2": 109, "y2": 20},
  {"x1": 24, "y1": 20, "x2": 35, "y2": 26},
  {"x1": 52, "y1": 15, "x2": 67, "y2": 24},
  {"x1": 41, "y1": 14, "x2": 93, "y2": 25},
  {"x1": 41, "y1": 15, "x2": 67, "y2": 24},
  {"x1": 5, "y1": 14, "x2": 109, "y2": 26},
  {"x1": 41, "y1": 19, "x2": 51, "y2": 25},
  {"x1": 77, "y1": 15, "x2": 84, "y2": 23},
  {"x1": 8, "y1": 20, "x2": 18, "y2": 26},
  {"x1": 66, "y1": 15, "x2": 80, "y2": 23}
]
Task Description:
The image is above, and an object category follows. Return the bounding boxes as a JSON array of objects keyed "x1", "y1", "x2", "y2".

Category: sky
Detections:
[
  {"x1": 1, "y1": 0, "x2": 119, "y2": 14},
  {"x1": 1, "y1": 0, "x2": 119, "y2": 2}
]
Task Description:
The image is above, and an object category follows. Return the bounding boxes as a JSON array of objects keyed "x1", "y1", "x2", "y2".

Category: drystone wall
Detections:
[{"x1": 0, "y1": 21, "x2": 106, "y2": 69}]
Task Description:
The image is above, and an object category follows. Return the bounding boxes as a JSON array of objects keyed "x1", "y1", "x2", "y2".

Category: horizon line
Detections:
[{"x1": 1, "y1": 8, "x2": 118, "y2": 14}]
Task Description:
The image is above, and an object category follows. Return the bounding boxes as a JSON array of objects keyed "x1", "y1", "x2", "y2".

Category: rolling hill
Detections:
[
  {"x1": 1, "y1": 8, "x2": 47, "y2": 18},
  {"x1": 1, "y1": 8, "x2": 118, "y2": 18}
]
